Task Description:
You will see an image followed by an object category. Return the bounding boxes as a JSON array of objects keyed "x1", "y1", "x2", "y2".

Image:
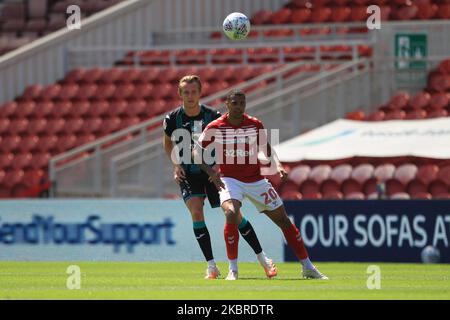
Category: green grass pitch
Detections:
[{"x1": 0, "y1": 262, "x2": 449, "y2": 300}]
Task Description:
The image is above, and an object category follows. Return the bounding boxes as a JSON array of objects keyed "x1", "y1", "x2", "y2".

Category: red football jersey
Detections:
[{"x1": 198, "y1": 113, "x2": 267, "y2": 183}]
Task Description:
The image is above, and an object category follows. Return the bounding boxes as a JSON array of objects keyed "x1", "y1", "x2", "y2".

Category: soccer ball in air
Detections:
[
  {"x1": 223, "y1": 12, "x2": 250, "y2": 40},
  {"x1": 421, "y1": 245, "x2": 440, "y2": 263}
]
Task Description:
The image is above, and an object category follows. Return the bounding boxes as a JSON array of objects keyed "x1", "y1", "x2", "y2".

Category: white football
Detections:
[
  {"x1": 223, "y1": 12, "x2": 251, "y2": 40},
  {"x1": 421, "y1": 245, "x2": 440, "y2": 263}
]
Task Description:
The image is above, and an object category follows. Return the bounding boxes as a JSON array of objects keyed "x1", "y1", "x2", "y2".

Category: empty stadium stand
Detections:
[
  {"x1": 346, "y1": 58, "x2": 450, "y2": 121},
  {"x1": 0, "y1": 0, "x2": 122, "y2": 55},
  {"x1": 273, "y1": 159, "x2": 450, "y2": 200},
  {"x1": 0, "y1": 65, "x2": 279, "y2": 198}
]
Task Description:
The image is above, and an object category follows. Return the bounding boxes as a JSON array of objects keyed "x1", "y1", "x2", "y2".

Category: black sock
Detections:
[
  {"x1": 193, "y1": 226, "x2": 214, "y2": 261},
  {"x1": 239, "y1": 219, "x2": 262, "y2": 255}
]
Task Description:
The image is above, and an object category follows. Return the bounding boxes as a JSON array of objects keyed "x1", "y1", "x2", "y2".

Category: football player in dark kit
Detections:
[{"x1": 163, "y1": 75, "x2": 277, "y2": 279}]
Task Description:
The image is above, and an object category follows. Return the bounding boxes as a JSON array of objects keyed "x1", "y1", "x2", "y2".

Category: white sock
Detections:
[
  {"x1": 256, "y1": 252, "x2": 268, "y2": 267},
  {"x1": 300, "y1": 257, "x2": 315, "y2": 270},
  {"x1": 207, "y1": 259, "x2": 216, "y2": 269},
  {"x1": 229, "y1": 259, "x2": 238, "y2": 272}
]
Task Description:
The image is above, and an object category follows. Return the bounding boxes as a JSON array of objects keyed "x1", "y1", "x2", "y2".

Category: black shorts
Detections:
[{"x1": 179, "y1": 173, "x2": 221, "y2": 208}]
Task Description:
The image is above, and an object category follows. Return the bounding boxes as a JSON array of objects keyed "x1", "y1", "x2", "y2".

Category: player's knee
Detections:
[{"x1": 223, "y1": 208, "x2": 238, "y2": 222}]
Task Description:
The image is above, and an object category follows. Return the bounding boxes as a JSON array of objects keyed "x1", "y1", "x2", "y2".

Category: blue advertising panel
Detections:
[
  {"x1": 284, "y1": 200, "x2": 450, "y2": 263},
  {"x1": 0, "y1": 199, "x2": 283, "y2": 262}
]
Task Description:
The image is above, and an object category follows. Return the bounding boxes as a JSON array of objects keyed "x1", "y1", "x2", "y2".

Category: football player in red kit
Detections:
[{"x1": 195, "y1": 90, "x2": 328, "y2": 280}]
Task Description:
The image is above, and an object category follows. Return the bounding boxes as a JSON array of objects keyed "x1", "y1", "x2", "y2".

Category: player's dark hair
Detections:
[
  {"x1": 226, "y1": 89, "x2": 246, "y2": 101},
  {"x1": 178, "y1": 75, "x2": 202, "y2": 93}
]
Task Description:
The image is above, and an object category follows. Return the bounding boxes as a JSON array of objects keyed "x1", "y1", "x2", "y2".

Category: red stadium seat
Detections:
[
  {"x1": 133, "y1": 83, "x2": 153, "y2": 100},
  {"x1": 76, "y1": 134, "x2": 96, "y2": 146},
  {"x1": 280, "y1": 180, "x2": 300, "y2": 194},
  {"x1": 437, "y1": 4, "x2": 450, "y2": 19},
  {"x1": 100, "y1": 117, "x2": 122, "y2": 135},
  {"x1": 390, "y1": 192, "x2": 410, "y2": 199},
  {"x1": 384, "y1": 109, "x2": 406, "y2": 120},
  {"x1": 417, "y1": 3, "x2": 438, "y2": 20},
  {"x1": 251, "y1": 9, "x2": 272, "y2": 25},
  {"x1": 33, "y1": 102, "x2": 53, "y2": 118},
  {"x1": 426, "y1": 108, "x2": 448, "y2": 119},
  {"x1": 322, "y1": 191, "x2": 343, "y2": 199},
  {"x1": 27, "y1": 118, "x2": 47, "y2": 135},
  {"x1": 51, "y1": 101, "x2": 72, "y2": 118},
  {"x1": 299, "y1": 179, "x2": 320, "y2": 197},
  {"x1": 94, "y1": 84, "x2": 115, "y2": 100},
  {"x1": 56, "y1": 134, "x2": 77, "y2": 153},
  {"x1": 344, "y1": 192, "x2": 365, "y2": 200},
  {"x1": 36, "y1": 135, "x2": 58, "y2": 153},
  {"x1": 287, "y1": 165, "x2": 311, "y2": 186},
  {"x1": 45, "y1": 119, "x2": 65, "y2": 135},
  {"x1": 330, "y1": 7, "x2": 351, "y2": 22},
  {"x1": 136, "y1": 68, "x2": 159, "y2": 83},
  {"x1": 70, "y1": 101, "x2": 90, "y2": 118},
  {"x1": 404, "y1": 109, "x2": 426, "y2": 120},
  {"x1": 82, "y1": 68, "x2": 103, "y2": 83},
  {"x1": 429, "y1": 93, "x2": 449, "y2": 109},
  {"x1": 436, "y1": 165, "x2": 450, "y2": 186},
  {"x1": 280, "y1": 190, "x2": 302, "y2": 200},
  {"x1": 386, "y1": 178, "x2": 405, "y2": 196},
  {"x1": 88, "y1": 100, "x2": 109, "y2": 118},
  {"x1": 367, "y1": 110, "x2": 385, "y2": 121},
  {"x1": 388, "y1": 92, "x2": 410, "y2": 109},
  {"x1": 76, "y1": 84, "x2": 98, "y2": 101},
  {"x1": 3, "y1": 169, "x2": 24, "y2": 188},
  {"x1": 290, "y1": 8, "x2": 311, "y2": 23},
  {"x1": 428, "y1": 180, "x2": 448, "y2": 197},
  {"x1": 11, "y1": 153, "x2": 33, "y2": 170},
  {"x1": 157, "y1": 67, "x2": 178, "y2": 83},
  {"x1": 0, "y1": 119, "x2": 10, "y2": 135},
  {"x1": 321, "y1": 164, "x2": 352, "y2": 194},
  {"x1": 107, "y1": 100, "x2": 128, "y2": 118},
  {"x1": 8, "y1": 118, "x2": 29, "y2": 135},
  {"x1": 433, "y1": 193, "x2": 450, "y2": 200},
  {"x1": 40, "y1": 84, "x2": 61, "y2": 101},
  {"x1": 125, "y1": 99, "x2": 147, "y2": 117},
  {"x1": 0, "y1": 135, "x2": 21, "y2": 153},
  {"x1": 119, "y1": 68, "x2": 141, "y2": 83},
  {"x1": 409, "y1": 92, "x2": 430, "y2": 109},
  {"x1": 0, "y1": 154, "x2": 14, "y2": 170},
  {"x1": 0, "y1": 101, "x2": 18, "y2": 118},
  {"x1": 21, "y1": 84, "x2": 43, "y2": 101},
  {"x1": 81, "y1": 118, "x2": 103, "y2": 134},
  {"x1": 374, "y1": 164, "x2": 396, "y2": 182},
  {"x1": 120, "y1": 116, "x2": 141, "y2": 129},
  {"x1": 410, "y1": 191, "x2": 432, "y2": 199},
  {"x1": 302, "y1": 192, "x2": 322, "y2": 200},
  {"x1": 30, "y1": 152, "x2": 51, "y2": 170},
  {"x1": 58, "y1": 84, "x2": 79, "y2": 100},
  {"x1": 270, "y1": 8, "x2": 292, "y2": 24},
  {"x1": 309, "y1": 165, "x2": 332, "y2": 184},
  {"x1": 15, "y1": 101, "x2": 36, "y2": 118},
  {"x1": 63, "y1": 118, "x2": 84, "y2": 135},
  {"x1": 63, "y1": 68, "x2": 85, "y2": 83},
  {"x1": 350, "y1": 6, "x2": 368, "y2": 21},
  {"x1": 394, "y1": 164, "x2": 418, "y2": 185},
  {"x1": 438, "y1": 58, "x2": 450, "y2": 74},
  {"x1": 98, "y1": 68, "x2": 123, "y2": 83},
  {"x1": 310, "y1": 7, "x2": 331, "y2": 23},
  {"x1": 18, "y1": 135, "x2": 39, "y2": 153},
  {"x1": 394, "y1": 4, "x2": 418, "y2": 20},
  {"x1": 22, "y1": 169, "x2": 44, "y2": 188},
  {"x1": 428, "y1": 74, "x2": 450, "y2": 92},
  {"x1": 151, "y1": 83, "x2": 172, "y2": 100}
]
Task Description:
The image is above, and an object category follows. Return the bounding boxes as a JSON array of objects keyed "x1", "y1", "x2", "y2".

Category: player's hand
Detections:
[
  {"x1": 173, "y1": 165, "x2": 186, "y2": 183},
  {"x1": 209, "y1": 172, "x2": 225, "y2": 191},
  {"x1": 277, "y1": 165, "x2": 288, "y2": 182}
]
